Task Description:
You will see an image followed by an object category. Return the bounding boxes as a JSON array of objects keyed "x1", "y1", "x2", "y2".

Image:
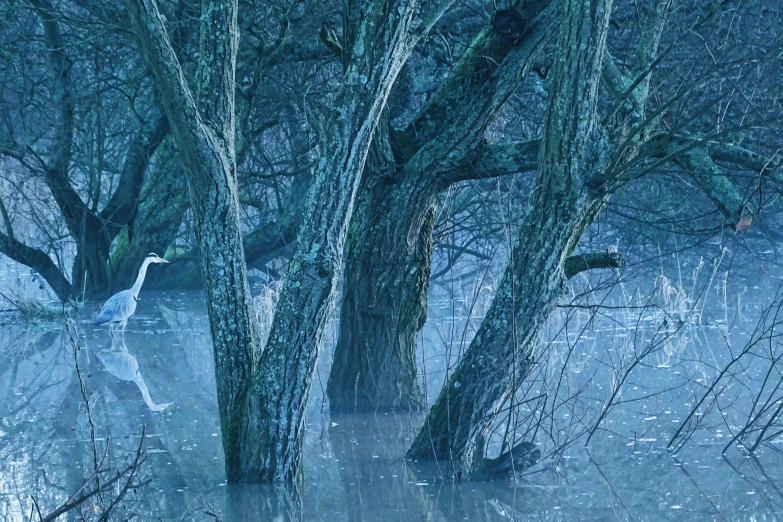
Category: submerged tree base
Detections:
[
  {"x1": 469, "y1": 441, "x2": 541, "y2": 481},
  {"x1": 406, "y1": 439, "x2": 541, "y2": 482}
]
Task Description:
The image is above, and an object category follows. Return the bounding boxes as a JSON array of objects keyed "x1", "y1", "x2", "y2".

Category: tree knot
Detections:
[{"x1": 492, "y1": 9, "x2": 526, "y2": 40}]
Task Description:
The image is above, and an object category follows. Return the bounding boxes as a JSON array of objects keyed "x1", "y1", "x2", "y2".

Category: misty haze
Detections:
[{"x1": 1, "y1": 0, "x2": 782, "y2": 520}]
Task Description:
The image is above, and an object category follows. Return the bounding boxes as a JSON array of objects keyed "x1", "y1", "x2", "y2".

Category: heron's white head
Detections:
[{"x1": 146, "y1": 253, "x2": 170, "y2": 264}]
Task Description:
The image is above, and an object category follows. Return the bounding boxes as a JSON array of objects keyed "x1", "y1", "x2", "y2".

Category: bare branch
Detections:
[
  {"x1": 0, "y1": 231, "x2": 71, "y2": 301},
  {"x1": 99, "y1": 113, "x2": 169, "y2": 232},
  {"x1": 318, "y1": 23, "x2": 342, "y2": 59},
  {"x1": 444, "y1": 140, "x2": 540, "y2": 183},
  {"x1": 564, "y1": 251, "x2": 625, "y2": 279},
  {"x1": 674, "y1": 145, "x2": 749, "y2": 228}
]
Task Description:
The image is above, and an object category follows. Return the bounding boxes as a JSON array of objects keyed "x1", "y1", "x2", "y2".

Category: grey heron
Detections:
[{"x1": 93, "y1": 253, "x2": 169, "y2": 337}]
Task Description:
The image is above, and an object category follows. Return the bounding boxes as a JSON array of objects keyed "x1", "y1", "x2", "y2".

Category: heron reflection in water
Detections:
[{"x1": 97, "y1": 337, "x2": 172, "y2": 412}]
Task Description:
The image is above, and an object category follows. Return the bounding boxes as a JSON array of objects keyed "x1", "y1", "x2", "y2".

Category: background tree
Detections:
[
  {"x1": 407, "y1": 0, "x2": 782, "y2": 476},
  {"x1": 0, "y1": 0, "x2": 168, "y2": 300}
]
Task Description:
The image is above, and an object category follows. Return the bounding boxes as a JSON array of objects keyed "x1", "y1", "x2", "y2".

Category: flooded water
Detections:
[{"x1": 2, "y1": 259, "x2": 783, "y2": 520}]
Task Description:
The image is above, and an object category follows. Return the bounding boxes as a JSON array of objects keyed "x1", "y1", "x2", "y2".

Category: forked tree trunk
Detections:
[
  {"x1": 408, "y1": 0, "x2": 613, "y2": 466},
  {"x1": 126, "y1": 0, "x2": 449, "y2": 483}
]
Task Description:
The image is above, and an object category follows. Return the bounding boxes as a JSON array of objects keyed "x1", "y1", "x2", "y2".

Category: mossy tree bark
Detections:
[
  {"x1": 125, "y1": 0, "x2": 451, "y2": 483},
  {"x1": 407, "y1": 0, "x2": 614, "y2": 467},
  {"x1": 251, "y1": 0, "x2": 452, "y2": 483},
  {"x1": 328, "y1": 0, "x2": 553, "y2": 414},
  {"x1": 404, "y1": 0, "x2": 755, "y2": 473},
  {"x1": 123, "y1": 0, "x2": 263, "y2": 483},
  {"x1": 328, "y1": 169, "x2": 437, "y2": 413}
]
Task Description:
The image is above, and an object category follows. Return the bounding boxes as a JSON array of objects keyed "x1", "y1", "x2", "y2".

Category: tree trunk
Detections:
[
  {"x1": 123, "y1": 0, "x2": 263, "y2": 483},
  {"x1": 71, "y1": 232, "x2": 111, "y2": 298},
  {"x1": 243, "y1": 1, "x2": 453, "y2": 482},
  {"x1": 407, "y1": 0, "x2": 614, "y2": 467},
  {"x1": 249, "y1": 68, "x2": 418, "y2": 483},
  {"x1": 328, "y1": 173, "x2": 437, "y2": 413},
  {"x1": 25, "y1": 2, "x2": 166, "y2": 299},
  {"x1": 327, "y1": 2, "x2": 553, "y2": 416},
  {"x1": 125, "y1": 0, "x2": 449, "y2": 484},
  {"x1": 406, "y1": 189, "x2": 603, "y2": 462}
]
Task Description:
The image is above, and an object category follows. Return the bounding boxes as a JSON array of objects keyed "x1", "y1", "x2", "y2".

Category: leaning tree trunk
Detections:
[
  {"x1": 246, "y1": 1, "x2": 455, "y2": 482},
  {"x1": 407, "y1": 0, "x2": 613, "y2": 468},
  {"x1": 250, "y1": 57, "x2": 420, "y2": 483},
  {"x1": 0, "y1": 229, "x2": 72, "y2": 301},
  {"x1": 406, "y1": 189, "x2": 603, "y2": 462},
  {"x1": 124, "y1": 0, "x2": 263, "y2": 483},
  {"x1": 327, "y1": 173, "x2": 437, "y2": 413},
  {"x1": 328, "y1": 0, "x2": 554, "y2": 415}
]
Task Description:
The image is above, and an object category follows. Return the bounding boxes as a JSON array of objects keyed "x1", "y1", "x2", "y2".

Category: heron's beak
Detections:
[{"x1": 160, "y1": 259, "x2": 170, "y2": 264}]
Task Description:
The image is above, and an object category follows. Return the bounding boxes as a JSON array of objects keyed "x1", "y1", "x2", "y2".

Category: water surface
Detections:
[{"x1": 0, "y1": 284, "x2": 781, "y2": 521}]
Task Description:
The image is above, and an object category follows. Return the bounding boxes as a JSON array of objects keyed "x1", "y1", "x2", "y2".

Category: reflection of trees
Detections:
[
  {"x1": 721, "y1": 456, "x2": 783, "y2": 515},
  {"x1": 0, "y1": 327, "x2": 69, "y2": 516},
  {"x1": 0, "y1": 306, "x2": 268, "y2": 519},
  {"x1": 328, "y1": 414, "x2": 438, "y2": 522},
  {"x1": 0, "y1": 324, "x2": 146, "y2": 520},
  {"x1": 34, "y1": 431, "x2": 148, "y2": 522},
  {"x1": 84, "y1": 319, "x2": 218, "y2": 514},
  {"x1": 326, "y1": 414, "x2": 550, "y2": 522},
  {"x1": 0, "y1": 329, "x2": 64, "y2": 418},
  {"x1": 88, "y1": 298, "x2": 228, "y2": 510},
  {"x1": 0, "y1": 317, "x2": 188, "y2": 519},
  {"x1": 224, "y1": 484, "x2": 303, "y2": 521},
  {"x1": 157, "y1": 302, "x2": 215, "y2": 380}
]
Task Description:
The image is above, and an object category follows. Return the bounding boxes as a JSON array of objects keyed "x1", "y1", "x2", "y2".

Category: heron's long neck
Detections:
[{"x1": 131, "y1": 258, "x2": 153, "y2": 297}]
